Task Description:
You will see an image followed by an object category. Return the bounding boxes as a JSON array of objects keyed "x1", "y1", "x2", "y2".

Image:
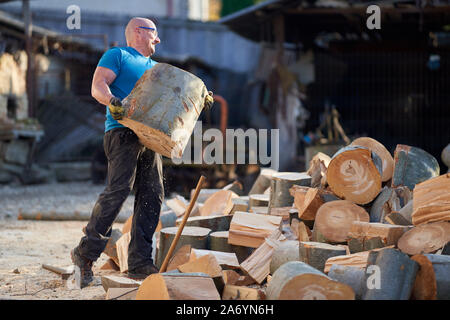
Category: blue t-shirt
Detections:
[{"x1": 97, "y1": 46, "x2": 157, "y2": 132}]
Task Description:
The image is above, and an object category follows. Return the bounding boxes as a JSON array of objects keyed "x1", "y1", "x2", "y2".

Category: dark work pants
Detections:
[{"x1": 77, "y1": 127, "x2": 164, "y2": 270}]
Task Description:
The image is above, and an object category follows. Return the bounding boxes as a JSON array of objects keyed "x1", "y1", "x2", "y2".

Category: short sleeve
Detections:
[{"x1": 97, "y1": 47, "x2": 122, "y2": 75}]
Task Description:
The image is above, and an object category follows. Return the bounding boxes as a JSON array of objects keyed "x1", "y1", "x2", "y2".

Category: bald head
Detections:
[{"x1": 125, "y1": 17, "x2": 156, "y2": 46}]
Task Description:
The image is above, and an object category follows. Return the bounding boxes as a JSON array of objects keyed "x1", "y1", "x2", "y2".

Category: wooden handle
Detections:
[{"x1": 159, "y1": 175, "x2": 206, "y2": 273}]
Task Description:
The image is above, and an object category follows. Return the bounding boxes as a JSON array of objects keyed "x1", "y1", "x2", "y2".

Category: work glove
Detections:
[
  {"x1": 108, "y1": 97, "x2": 125, "y2": 120},
  {"x1": 204, "y1": 91, "x2": 214, "y2": 109}
]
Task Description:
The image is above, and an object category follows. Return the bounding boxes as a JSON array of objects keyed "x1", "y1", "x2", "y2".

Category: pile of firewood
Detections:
[{"x1": 99, "y1": 137, "x2": 449, "y2": 300}]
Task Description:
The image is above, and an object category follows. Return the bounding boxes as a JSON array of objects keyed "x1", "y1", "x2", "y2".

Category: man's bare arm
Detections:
[{"x1": 91, "y1": 66, "x2": 117, "y2": 106}]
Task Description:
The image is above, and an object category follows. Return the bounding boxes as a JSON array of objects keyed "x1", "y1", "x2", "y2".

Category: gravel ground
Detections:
[{"x1": 0, "y1": 182, "x2": 135, "y2": 300}]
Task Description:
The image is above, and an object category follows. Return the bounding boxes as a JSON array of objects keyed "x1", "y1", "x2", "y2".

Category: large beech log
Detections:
[
  {"x1": 270, "y1": 240, "x2": 299, "y2": 274},
  {"x1": 209, "y1": 231, "x2": 253, "y2": 263},
  {"x1": 240, "y1": 229, "x2": 283, "y2": 284},
  {"x1": 391, "y1": 144, "x2": 440, "y2": 190},
  {"x1": 266, "y1": 261, "x2": 355, "y2": 300},
  {"x1": 176, "y1": 214, "x2": 232, "y2": 232},
  {"x1": 350, "y1": 137, "x2": 394, "y2": 182},
  {"x1": 362, "y1": 248, "x2": 418, "y2": 300},
  {"x1": 412, "y1": 173, "x2": 450, "y2": 225},
  {"x1": 156, "y1": 226, "x2": 211, "y2": 268},
  {"x1": 118, "y1": 63, "x2": 210, "y2": 159},
  {"x1": 249, "y1": 168, "x2": 278, "y2": 195},
  {"x1": 327, "y1": 146, "x2": 382, "y2": 205},
  {"x1": 135, "y1": 272, "x2": 220, "y2": 300},
  {"x1": 328, "y1": 265, "x2": 366, "y2": 300},
  {"x1": 268, "y1": 172, "x2": 311, "y2": 209},
  {"x1": 411, "y1": 254, "x2": 450, "y2": 300},
  {"x1": 324, "y1": 246, "x2": 394, "y2": 273},
  {"x1": 306, "y1": 152, "x2": 331, "y2": 188},
  {"x1": 199, "y1": 190, "x2": 239, "y2": 216},
  {"x1": 249, "y1": 194, "x2": 270, "y2": 208},
  {"x1": 290, "y1": 186, "x2": 324, "y2": 221},
  {"x1": 397, "y1": 221, "x2": 450, "y2": 255},
  {"x1": 228, "y1": 211, "x2": 282, "y2": 248},
  {"x1": 298, "y1": 242, "x2": 347, "y2": 272},
  {"x1": 347, "y1": 221, "x2": 411, "y2": 253},
  {"x1": 312, "y1": 200, "x2": 369, "y2": 244},
  {"x1": 190, "y1": 249, "x2": 240, "y2": 269}
]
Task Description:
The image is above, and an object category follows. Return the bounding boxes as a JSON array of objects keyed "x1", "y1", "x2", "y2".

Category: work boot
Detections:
[
  {"x1": 127, "y1": 263, "x2": 159, "y2": 280},
  {"x1": 70, "y1": 247, "x2": 94, "y2": 288}
]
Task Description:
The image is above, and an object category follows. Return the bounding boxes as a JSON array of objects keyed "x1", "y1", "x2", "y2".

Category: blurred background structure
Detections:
[{"x1": 0, "y1": 0, "x2": 449, "y2": 197}]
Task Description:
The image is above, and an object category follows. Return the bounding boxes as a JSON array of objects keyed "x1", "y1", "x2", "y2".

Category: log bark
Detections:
[
  {"x1": 298, "y1": 242, "x2": 347, "y2": 272},
  {"x1": 411, "y1": 254, "x2": 450, "y2": 300},
  {"x1": 391, "y1": 144, "x2": 440, "y2": 190},
  {"x1": 347, "y1": 221, "x2": 411, "y2": 253},
  {"x1": 209, "y1": 231, "x2": 253, "y2": 263},
  {"x1": 370, "y1": 187, "x2": 402, "y2": 223},
  {"x1": 119, "y1": 63, "x2": 210, "y2": 159},
  {"x1": 268, "y1": 172, "x2": 311, "y2": 209},
  {"x1": 249, "y1": 168, "x2": 278, "y2": 195},
  {"x1": 350, "y1": 137, "x2": 394, "y2": 182},
  {"x1": 397, "y1": 221, "x2": 450, "y2": 255},
  {"x1": 135, "y1": 273, "x2": 220, "y2": 300},
  {"x1": 156, "y1": 226, "x2": 211, "y2": 268},
  {"x1": 266, "y1": 261, "x2": 355, "y2": 300},
  {"x1": 362, "y1": 248, "x2": 419, "y2": 300},
  {"x1": 312, "y1": 200, "x2": 369, "y2": 244},
  {"x1": 411, "y1": 173, "x2": 450, "y2": 225},
  {"x1": 228, "y1": 211, "x2": 282, "y2": 248},
  {"x1": 270, "y1": 240, "x2": 299, "y2": 274},
  {"x1": 176, "y1": 214, "x2": 232, "y2": 232},
  {"x1": 326, "y1": 146, "x2": 383, "y2": 205},
  {"x1": 327, "y1": 265, "x2": 366, "y2": 300}
]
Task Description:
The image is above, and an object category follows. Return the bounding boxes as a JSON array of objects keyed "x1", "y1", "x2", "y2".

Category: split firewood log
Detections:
[
  {"x1": 166, "y1": 245, "x2": 192, "y2": 271},
  {"x1": 411, "y1": 254, "x2": 450, "y2": 300},
  {"x1": 249, "y1": 168, "x2": 278, "y2": 195},
  {"x1": 270, "y1": 240, "x2": 299, "y2": 274},
  {"x1": 266, "y1": 261, "x2": 355, "y2": 300},
  {"x1": 189, "y1": 248, "x2": 240, "y2": 269},
  {"x1": 175, "y1": 214, "x2": 232, "y2": 232},
  {"x1": 298, "y1": 242, "x2": 347, "y2": 272},
  {"x1": 290, "y1": 186, "x2": 324, "y2": 221},
  {"x1": 350, "y1": 137, "x2": 394, "y2": 182},
  {"x1": 327, "y1": 146, "x2": 383, "y2": 205},
  {"x1": 397, "y1": 221, "x2": 450, "y2": 255},
  {"x1": 268, "y1": 172, "x2": 311, "y2": 209},
  {"x1": 411, "y1": 173, "x2": 450, "y2": 225},
  {"x1": 222, "y1": 285, "x2": 265, "y2": 300},
  {"x1": 391, "y1": 144, "x2": 440, "y2": 190},
  {"x1": 306, "y1": 152, "x2": 331, "y2": 188},
  {"x1": 312, "y1": 200, "x2": 370, "y2": 244},
  {"x1": 136, "y1": 273, "x2": 220, "y2": 300},
  {"x1": 103, "y1": 229, "x2": 122, "y2": 266},
  {"x1": 209, "y1": 231, "x2": 253, "y2": 263},
  {"x1": 199, "y1": 190, "x2": 239, "y2": 216},
  {"x1": 249, "y1": 194, "x2": 270, "y2": 208},
  {"x1": 116, "y1": 232, "x2": 131, "y2": 273},
  {"x1": 370, "y1": 186, "x2": 412, "y2": 223}
]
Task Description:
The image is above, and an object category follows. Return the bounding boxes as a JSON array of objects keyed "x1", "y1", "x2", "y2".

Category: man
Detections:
[{"x1": 71, "y1": 17, "x2": 164, "y2": 288}]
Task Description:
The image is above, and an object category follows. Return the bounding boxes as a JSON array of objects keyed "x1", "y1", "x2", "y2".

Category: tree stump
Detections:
[
  {"x1": 328, "y1": 265, "x2": 366, "y2": 300},
  {"x1": 350, "y1": 137, "x2": 394, "y2": 182},
  {"x1": 327, "y1": 146, "x2": 383, "y2": 205},
  {"x1": 209, "y1": 231, "x2": 253, "y2": 263},
  {"x1": 397, "y1": 221, "x2": 450, "y2": 255},
  {"x1": 411, "y1": 254, "x2": 450, "y2": 300},
  {"x1": 156, "y1": 226, "x2": 211, "y2": 268},
  {"x1": 391, "y1": 144, "x2": 440, "y2": 190},
  {"x1": 362, "y1": 248, "x2": 418, "y2": 300},
  {"x1": 411, "y1": 173, "x2": 450, "y2": 225},
  {"x1": 268, "y1": 172, "x2": 311, "y2": 209},
  {"x1": 312, "y1": 200, "x2": 370, "y2": 244},
  {"x1": 136, "y1": 272, "x2": 220, "y2": 300},
  {"x1": 270, "y1": 240, "x2": 299, "y2": 274},
  {"x1": 249, "y1": 168, "x2": 278, "y2": 195},
  {"x1": 298, "y1": 242, "x2": 347, "y2": 272},
  {"x1": 266, "y1": 261, "x2": 355, "y2": 300}
]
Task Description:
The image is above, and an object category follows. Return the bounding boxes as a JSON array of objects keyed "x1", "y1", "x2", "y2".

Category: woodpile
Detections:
[{"x1": 102, "y1": 140, "x2": 449, "y2": 300}]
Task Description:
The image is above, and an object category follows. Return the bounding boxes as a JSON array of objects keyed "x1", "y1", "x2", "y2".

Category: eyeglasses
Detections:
[{"x1": 138, "y1": 26, "x2": 158, "y2": 37}]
